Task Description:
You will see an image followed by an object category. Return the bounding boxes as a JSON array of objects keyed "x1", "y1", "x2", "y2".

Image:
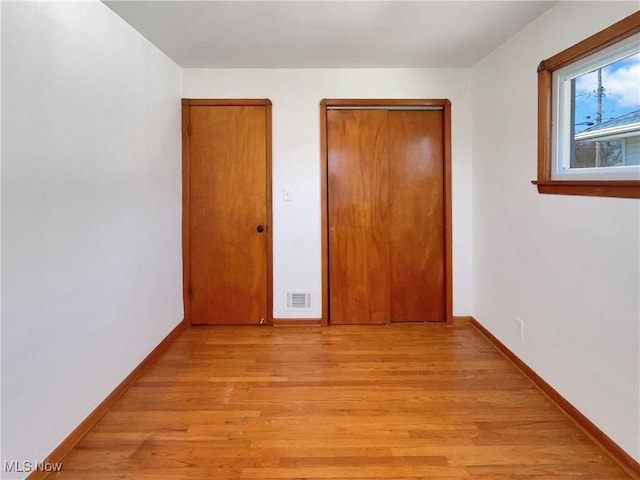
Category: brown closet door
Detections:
[
  {"x1": 327, "y1": 109, "x2": 390, "y2": 324},
  {"x1": 388, "y1": 110, "x2": 445, "y2": 322},
  {"x1": 327, "y1": 108, "x2": 445, "y2": 325},
  {"x1": 189, "y1": 105, "x2": 268, "y2": 324}
]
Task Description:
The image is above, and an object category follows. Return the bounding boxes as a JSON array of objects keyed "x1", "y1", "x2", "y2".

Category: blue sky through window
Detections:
[{"x1": 573, "y1": 52, "x2": 640, "y2": 133}]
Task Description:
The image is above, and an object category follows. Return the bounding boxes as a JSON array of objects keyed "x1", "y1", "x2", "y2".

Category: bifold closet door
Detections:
[
  {"x1": 327, "y1": 108, "x2": 445, "y2": 325},
  {"x1": 188, "y1": 105, "x2": 268, "y2": 325}
]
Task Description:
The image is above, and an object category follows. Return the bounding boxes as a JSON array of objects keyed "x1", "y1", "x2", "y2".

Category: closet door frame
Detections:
[{"x1": 320, "y1": 99, "x2": 452, "y2": 326}]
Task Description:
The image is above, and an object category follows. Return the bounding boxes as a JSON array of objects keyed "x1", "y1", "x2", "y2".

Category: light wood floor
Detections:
[{"x1": 52, "y1": 323, "x2": 631, "y2": 479}]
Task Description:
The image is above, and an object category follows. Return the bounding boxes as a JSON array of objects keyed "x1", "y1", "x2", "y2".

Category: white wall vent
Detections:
[{"x1": 286, "y1": 291, "x2": 312, "y2": 310}]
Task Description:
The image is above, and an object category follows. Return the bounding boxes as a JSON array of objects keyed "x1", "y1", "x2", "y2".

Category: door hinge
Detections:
[
  {"x1": 187, "y1": 123, "x2": 191, "y2": 136},
  {"x1": 187, "y1": 284, "x2": 192, "y2": 296}
]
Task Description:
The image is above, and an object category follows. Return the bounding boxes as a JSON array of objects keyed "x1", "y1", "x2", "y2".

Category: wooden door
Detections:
[
  {"x1": 327, "y1": 109, "x2": 391, "y2": 324},
  {"x1": 327, "y1": 107, "x2": 445, "y2": 325},
  {"x1": 185, "y1": 102, "x2": 271, "y2": 325},
  {"x1": 388, "y1": 110, "x2": 445, "y2": 322}
]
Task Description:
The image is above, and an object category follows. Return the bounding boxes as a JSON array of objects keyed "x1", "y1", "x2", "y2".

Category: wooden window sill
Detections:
[{"x1": 532, "y1": 180, "x2": 640, "y2": 199}]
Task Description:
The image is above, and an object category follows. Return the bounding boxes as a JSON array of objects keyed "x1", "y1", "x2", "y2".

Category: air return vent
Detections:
[{"x1": 286, "y1": 291, "x2": 312, "y2": 310}]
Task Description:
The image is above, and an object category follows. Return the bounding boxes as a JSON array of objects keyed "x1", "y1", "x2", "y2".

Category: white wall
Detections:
[
  {"x1": 184, "y1": 69, "x2": 473, "y2": 319},
  {"x1": 471, "y1": 1, "x2": 639, "y2": 462},
  {"x1": 0, "y1": 0, "x2": 3, "y2": 465},
  {"x1": 1, "y1": 1, "x2": 183, "y2": 477}
]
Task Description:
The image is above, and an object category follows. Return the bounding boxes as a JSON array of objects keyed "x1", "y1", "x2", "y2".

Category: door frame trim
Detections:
[
  {"x1": 181, "y1": 99, "x2": 273, "y2": 325},
  {"x1": 320, "y1": 98, "x2": 453, "y2": 326}
]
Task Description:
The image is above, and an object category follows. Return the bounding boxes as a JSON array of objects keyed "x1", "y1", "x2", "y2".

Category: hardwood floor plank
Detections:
[{"x1": 50, "y1": 324, "x2": 633, "y2": 479}]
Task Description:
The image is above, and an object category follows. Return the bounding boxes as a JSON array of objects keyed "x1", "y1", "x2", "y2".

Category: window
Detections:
[{"x1": 535, "y1": 11, "x2": 640, "y2": 198}]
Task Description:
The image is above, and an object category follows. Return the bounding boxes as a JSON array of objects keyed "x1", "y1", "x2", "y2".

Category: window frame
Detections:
[{"x1": 534, "y1": 11, "x2": 640, "y2": 199}]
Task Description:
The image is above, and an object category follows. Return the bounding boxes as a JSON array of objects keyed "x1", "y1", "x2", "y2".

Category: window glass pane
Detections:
[
  {"x1": 573, "y1": 140, "x2": 624, "y2": 168},
  {"x1": 571, "y1": 52, "x2": 640, "y2": 168}
]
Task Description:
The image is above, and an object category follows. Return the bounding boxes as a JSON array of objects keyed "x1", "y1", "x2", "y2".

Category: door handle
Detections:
[{"x1": 256, "y1": 225, "x2": 265, "y2": 233}]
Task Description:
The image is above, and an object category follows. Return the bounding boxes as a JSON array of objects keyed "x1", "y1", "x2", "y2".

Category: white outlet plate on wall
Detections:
[{"x1": 515, "y1": 317, "x2": 525, "y2": 340}]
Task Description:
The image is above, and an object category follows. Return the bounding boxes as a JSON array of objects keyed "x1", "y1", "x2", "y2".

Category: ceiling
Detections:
[{"x1": 103, "y1": 1, "x2": 557, "y2": 69}]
